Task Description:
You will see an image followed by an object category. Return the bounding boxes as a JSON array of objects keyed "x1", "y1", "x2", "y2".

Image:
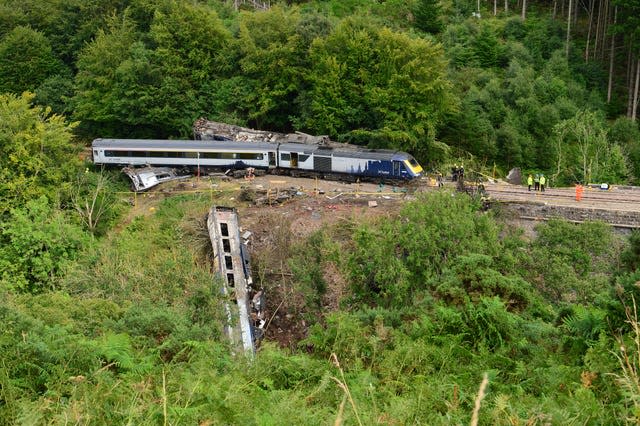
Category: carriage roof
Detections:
[{"x1": 92, "y1": 138, "x2": 278, "y2": 151}]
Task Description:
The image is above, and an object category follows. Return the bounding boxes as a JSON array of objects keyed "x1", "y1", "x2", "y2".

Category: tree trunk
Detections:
[
  {"x1": 504, "y1": 0, "x2": 508, "y2": 14},
  {"x1": 566, "y1": 0, "x2": 572, "y2": 58},
  {"x1": 633, "y1": 56, "x2": 640, "y2": 121},
  {"x1": 494, "y1": 0, "x2": 497, "y2": 15},
  {"x1": 585, "y1": 0, "x2": 594, "y2": 61},
  {"x1": 626, "y1": 42, "x2": 635, "y2": 118},
  {"x1": 600, "y1": 0, "x2": 610, "y2": 60},
  {"x1": 594, "y1": 0, "x2": 601, "y2": 61},
  {"x1": 553, "y1": 0, "x2": 558, "y2": 19},
  {"x1": 521, "y1": 0, "x2": 526, "y2": 19},
  {"x1": 607, "y1": 6, "x2": 616, "y2": 103}
]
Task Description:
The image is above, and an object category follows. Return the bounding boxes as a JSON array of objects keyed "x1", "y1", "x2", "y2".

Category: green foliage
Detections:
[
  {"x1": 620, "y1": 230, "x2": 640, "y2": 273},
  {"x1": 0, "y1": 1, "x2": 638, "y2": 423},
  {"x1": 413, "y1": 0, "x2": 443, "y2": 34},
  {"x1": 0, "y1": 26, "x2": 63, "y2": 93},
  {"x1": 553, "y1": 109, "x2": 626, "y2": 184},
  {"x1": 298, "y1": 16, "x2": 456, "y2": 159},
  {"x1": 435, "y1": 253, "x2": 533, "y2": 310},
  {"x1": 70, "y1": 169, "x2": 124, "y2": 236},
  {"x1": 234, "y1": 6, "x2": 309, "y2": 130},
  {"x1": 348, "y1": 191, "x2": 501, "y2": 306},
  {"x1": 74, "y1": 3, "x2": 233, "y2": 137},
  {"x1": 561, "y1": 305, "x2": 607, "y2": 356},
  {"x1": 0, "y1": 196, "x2": 88, "y2": 293},
  {"x1": 610, "y1": 117, "x2": 640, "y2": 183},
  {"x1": 97, "y1": 332, "x2": 150, "y2": 374},
  {"x1": 525, "y1": 219, "x2": 616, "y2": 303},
  {"x1": 288, "y1": 230, "x2": 338, "y2": 312},
  {"x1": 0, "y1": 92, "x2": 80, "y2": 213}
]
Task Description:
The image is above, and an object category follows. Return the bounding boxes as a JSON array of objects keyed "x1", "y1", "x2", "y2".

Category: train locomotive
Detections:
[{"x1": 91, "y1": 138, "x2": 424, "y2": 181}]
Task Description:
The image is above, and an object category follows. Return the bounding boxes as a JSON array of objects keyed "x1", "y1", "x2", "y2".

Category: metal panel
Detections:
[
  {"x1": 314, "y1": 155, "x2": 332, "y2": 172},
  {"x1": 207, "y1": 206, "x2": 259, "y2": 357}
]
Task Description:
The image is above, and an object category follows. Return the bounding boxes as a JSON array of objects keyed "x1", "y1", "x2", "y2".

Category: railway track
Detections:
[{"x1": 482, "y1": 183, "x2": 640, "y2": 213}]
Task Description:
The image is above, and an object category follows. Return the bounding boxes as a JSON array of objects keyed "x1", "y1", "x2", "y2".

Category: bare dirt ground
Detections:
[{"x1": 232, "y1": 175, "x2": 418, "y2": 349}]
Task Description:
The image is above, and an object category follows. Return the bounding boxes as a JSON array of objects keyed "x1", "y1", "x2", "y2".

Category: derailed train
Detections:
[{"x1": 91, "y1": 138, "x2": 424, "y2": 181}]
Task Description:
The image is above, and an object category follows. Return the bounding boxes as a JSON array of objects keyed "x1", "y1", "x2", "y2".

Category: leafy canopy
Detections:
[{"x1": 0, "y1": 92, "x2": 80, "y2": 214}]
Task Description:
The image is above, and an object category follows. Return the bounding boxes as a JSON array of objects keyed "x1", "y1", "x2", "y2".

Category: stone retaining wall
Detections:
[{"x1": 495, "y1": 201, "x2": 640, "y2": 229}]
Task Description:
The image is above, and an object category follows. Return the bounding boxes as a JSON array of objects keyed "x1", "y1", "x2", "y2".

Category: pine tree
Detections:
[{"x1": 413, "y1": 0, "x2": 443, "y2": 34}]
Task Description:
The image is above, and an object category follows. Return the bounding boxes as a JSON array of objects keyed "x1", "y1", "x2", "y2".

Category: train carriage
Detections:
[
  {"x1": 92, "y1": 139, "x2": 277, "y2": 170},
  {"x1": 278, "y1": 143, "x2": 423, "y2": 180}
]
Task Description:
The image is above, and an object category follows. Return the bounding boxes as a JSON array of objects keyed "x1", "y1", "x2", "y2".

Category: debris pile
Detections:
[{"x1": 193, "y1": 118, "x2": 346, "y2": 147}]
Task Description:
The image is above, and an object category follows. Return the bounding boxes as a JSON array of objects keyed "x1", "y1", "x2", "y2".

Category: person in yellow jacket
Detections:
[
  {"x1": 539, "y1": 174, "x2": 546, "y2": 192},
  {"x1": 527, "y1": 174, "x2": 533, "y2": 191}
]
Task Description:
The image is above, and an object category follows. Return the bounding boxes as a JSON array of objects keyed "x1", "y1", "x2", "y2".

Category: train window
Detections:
[
  {"x1": 280, "y1": 153, "x2": 290, "y2": 161},
  {"x1": 201, "y1": 152, "x2": 222, "y2": 159},
  {"x1": 184, "y1": 152, "x2": 198, "y2": 158},
  {"x1": 165, "y1": 151, "x2": 181, "y2": 158},
  {"x1": 298, "y1": 154, "x2": 310, "y2": 162},
  {"x1": 128, "y1": 151, "x2": 149, "y2": 157},
  {"x1": 237, "y1": 153, "x2": 264, "y2": 160},
  {"x1": 408, "y1": 158, "x2": 419, "y2": 167}
]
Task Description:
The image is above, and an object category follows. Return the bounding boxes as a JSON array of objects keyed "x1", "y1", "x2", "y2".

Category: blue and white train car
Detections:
[{"x1": 277, "y1": 143, "x2": 423, "y2": 180}]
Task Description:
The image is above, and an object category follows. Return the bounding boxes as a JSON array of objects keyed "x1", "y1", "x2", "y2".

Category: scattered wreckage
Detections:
[
  {"x1": 193, "y1": 118, "x2": 334, "y2": 146},
  {"x1": 207, "y1": 206, "x2": 265, "y2": 356}
]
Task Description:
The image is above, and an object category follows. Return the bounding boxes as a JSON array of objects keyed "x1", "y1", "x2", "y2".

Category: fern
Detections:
[{"x1": 97, "y1": 333, "x2": 148, "y2": 374}]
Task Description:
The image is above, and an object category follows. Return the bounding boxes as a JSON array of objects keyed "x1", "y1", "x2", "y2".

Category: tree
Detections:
[
  {"x1": 553, "y1": 109, "x2": 624, "y2": 183},
  {"x1": 71, "y1": 169, "x2": 120, "y2": 236},
  {"x1": 609, "y1": 116, "x2": 640, "y2": 182},
  {"x1": 0, "y1": 26, "x2": 62, "y2": 94},
  {"x1": 0, "y1": 196, "x2": 88, "y2": 293},
  {"x1": 413, "y1": 0, "x2": 443, "y2": 34},
  {"x1": 298, "y1": 17, "x2": 456, "y2": 158},
  {"x1": 74, "y1": 3, "x2": 232, "y2": 138},
  {"x1": 72, "y1": 15, "x2": 146, "y2": 137},
  {"x1": 0, "y1": 93, "x2": 80, "y2": 214},
  {"x1": 233, "y1": 6, "x2": 310, "y2": 130}
]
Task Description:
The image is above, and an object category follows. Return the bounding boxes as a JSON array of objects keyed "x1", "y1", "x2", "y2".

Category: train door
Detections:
[
  {"x1": 290, "y1": 152, "x2": 298, "y2": 168},
  {"x1": 268, "y1": 152, "x2": 276, "y2": 168},
  {"x1": 393, "y1": 161, "x2": 401, "y2": 177}
]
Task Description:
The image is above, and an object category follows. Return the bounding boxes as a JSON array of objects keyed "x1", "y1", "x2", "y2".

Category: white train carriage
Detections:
[{"x1": 92, "y1": 139, "x2": 277, "y2": 170}]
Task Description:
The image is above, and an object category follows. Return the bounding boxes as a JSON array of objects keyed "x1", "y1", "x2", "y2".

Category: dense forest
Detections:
[{"x1": 2, "y1": 0, "x2": 640, "y2": 424}]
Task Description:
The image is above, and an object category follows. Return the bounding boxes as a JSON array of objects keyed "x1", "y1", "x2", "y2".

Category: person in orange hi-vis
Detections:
[{"x1": 575, "y1": 183, "x2": 584, "y2": 201}]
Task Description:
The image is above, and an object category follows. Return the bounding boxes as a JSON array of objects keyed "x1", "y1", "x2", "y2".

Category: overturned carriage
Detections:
[{"x1": 207, "y1": 206, "x2": 264, "y2": 356}]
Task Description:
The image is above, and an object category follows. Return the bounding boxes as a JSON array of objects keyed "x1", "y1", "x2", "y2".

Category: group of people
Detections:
[{"x1": 527, "y1": 174, "x2": 546, "y2": 191}]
